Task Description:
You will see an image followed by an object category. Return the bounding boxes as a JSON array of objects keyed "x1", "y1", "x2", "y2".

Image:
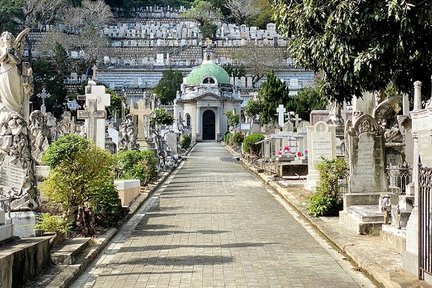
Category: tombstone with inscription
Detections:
[
  {"x1": 305, "y1": 121, "x2": 337, "y2": 191},
  {"x1": 57, "y1": 111, "x2": 76, "y2": 136},
  {"x1": 0, "y1": 29, "x2": 41, "y2": 230}
]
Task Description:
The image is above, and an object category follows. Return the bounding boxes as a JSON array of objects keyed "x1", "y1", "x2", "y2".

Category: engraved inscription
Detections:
[{"x1": 0, "y1": 163, "x2": 26, "y2": 190}]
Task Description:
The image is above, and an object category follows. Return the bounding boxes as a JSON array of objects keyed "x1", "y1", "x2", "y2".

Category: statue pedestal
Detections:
[{"x1": 10, "y1": 211, "x2": 39, "y2": 238}]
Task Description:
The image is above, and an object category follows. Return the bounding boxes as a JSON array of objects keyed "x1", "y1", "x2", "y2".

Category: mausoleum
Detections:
[{"x1": 174, "y1": 47, "x2": 241, "y2": 141}]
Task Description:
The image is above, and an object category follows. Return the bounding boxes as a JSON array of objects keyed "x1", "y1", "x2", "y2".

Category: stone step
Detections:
[
  {"x1": 348, "y1": 205, "x2": 384, "y2": 223},
  {"x1": 51, "y1": 238, "x2": 91, "y2": 265}
]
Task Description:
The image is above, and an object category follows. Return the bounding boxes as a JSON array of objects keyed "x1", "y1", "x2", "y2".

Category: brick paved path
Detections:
[{"x1": 72, "y1": 143, "x2": 375, "y2": 288}]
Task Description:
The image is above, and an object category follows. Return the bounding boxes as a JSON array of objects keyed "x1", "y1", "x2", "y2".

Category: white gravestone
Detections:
[
  {"x1": 305, "y1": 121, "x2": 337, "y2": 191},
  {"x1": 77, "y1": 99, "x2": 107, "y2": 146},
  {"x1": 78, "y1": 82, "x2": 110, "y2": 149},
  {"x1": 276, "y1": 104, "x2": 286, "y2": 128}
]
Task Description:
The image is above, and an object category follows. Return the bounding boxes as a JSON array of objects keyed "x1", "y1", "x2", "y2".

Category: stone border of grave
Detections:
[
  {"x1": 222, "y1": 143, "x2": 428, "y2": 288},
  {"x1": 27, "y1": 143, "x2": 196, "y2": 288}
]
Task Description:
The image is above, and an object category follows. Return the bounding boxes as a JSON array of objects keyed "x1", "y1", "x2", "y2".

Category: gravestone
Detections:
[
  {"x1": 130, "y1": 98, "x2": 153, "y2": 147},
  {"x1": 344, "y1": 114, "x2": 387, "y2": 207},
  {"x1": 77, "y1": 99, "x2": 107, "y2": 145},
  {"x1": 305, "y1": 121, "x2": 337, "y2": 191},
  {"x1": 78, "y1": 81, "x2": 110, "y2": 149},
  {"x1": 165, "y1": 132, "x2": 178, "y2": 155}
]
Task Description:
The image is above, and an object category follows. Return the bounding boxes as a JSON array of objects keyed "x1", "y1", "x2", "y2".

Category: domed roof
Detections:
[{"x1": 184, "y1": 62, "x2": 230, "y2": 85}]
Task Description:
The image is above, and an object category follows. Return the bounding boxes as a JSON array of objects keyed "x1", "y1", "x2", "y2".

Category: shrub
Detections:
[
  {"x1": 307, "y1": 158, "x2": 348, "y2": 217},
  {"x1": 35, "y1": 213, "x2": 71, "y2": 234},
  {"x1": 115, "y1": 150, "x2": 158, "y2": 185},
  {"x1": 224, "y1": 132, "x2": 232, "y2": 144},
  {"x1": 243, "y1": 133, "x2": 265, "y2": 155},
  {"x1": 231, "y1": 131, "x2": 244, "y2": 146},
  {"x1": 41, "y1": 135, "x2": 123, "y2": 235},
  {"x1": 180, "y1": 134, "x2": 191, "y2": 149}
]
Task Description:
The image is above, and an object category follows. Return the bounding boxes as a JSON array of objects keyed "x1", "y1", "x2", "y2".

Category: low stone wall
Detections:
[
  {"x1": 0, "y1": 236, "x2": 51, "y2": 288},
  {"x1": 114, "y1": 179, "x2": 141, "y2": 207}
]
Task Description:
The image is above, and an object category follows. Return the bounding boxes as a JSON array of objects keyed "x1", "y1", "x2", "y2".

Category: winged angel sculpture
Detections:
[{"x1": 0, "y1": 28, "x2": 40, "y2": 211}]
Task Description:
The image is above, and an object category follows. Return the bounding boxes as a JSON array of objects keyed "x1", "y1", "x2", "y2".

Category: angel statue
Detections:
[{"x1": 0, "y1": 28, "x2": 30, "y2": 119}]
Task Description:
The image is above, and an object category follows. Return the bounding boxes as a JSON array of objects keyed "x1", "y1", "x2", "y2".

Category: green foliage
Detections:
[
  {"x1": 307, "y1": 158, "x2": 348, "y2": 217},
  {"x1": 41, "y1": 135, "x2": 122, "y2": 231},
  {"x1": 224, "y1": 132, "x2": 232, "y2": 144},
  {"x1": 200, "y1": 22, "x2": 218, "y2": 40},
  {"x1": 224, "y1": 111, "x2": 240, "y2": 129},
  {"x1": 153, "y1": 68, "x2": 183, "y2": 105},
  {"x1": 231, "y1": 131, "x2": 244, "y2": 146},
  {"x1": 273, "y1": 0, "x2": 432, "y2": 102},
  {"x1": 115, "y1": 150, "x2": 158, "y2": 185},
  {"x1": 151, "y1": 108, "x2": 174, "y2": 128},
  {"x1": 35, "y1": 213, "x2": 71, "y2": 234},
  {"x1": 256, "y1": 71, "x2": 290, "y2": 125},
  {"x1": 42, "y1": 134, "x2": 90, "y2": 168},
  {"x1": 107, "y1": 88, "x2": 122, "y2": 118},
  {"x1": 293, "y1": 87, "x2": 328, "y2": 122},
  {"x1": 180, "y1": 133, "x2": 192, "y2": 149},
  {"x1": 32, "y1": 58, "x2": 69, "y2": 118},
  {"x1": 182, "y1": 0, "x2": 221, "y2": 39},
  {"x1": 244, "y1": 98, "x2": 262, "y2": 119},
  {"x1": 243, "y1": 133, "x2": 265, "y2": 155},
  {"x1": 0, "y1": 0, "x2": 24, "y2": 33},
  {"x1": 222, "y1": 64, "x2": 246, "y2": 78}
]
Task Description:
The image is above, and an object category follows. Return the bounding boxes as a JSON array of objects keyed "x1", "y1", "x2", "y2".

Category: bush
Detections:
[
  {"x1": 307, "y1": 158, "x2": 348, "y2": 217},
  {"x1": 243, "y1": 133, "x2": 265, "y2": 155},
  {"x1": 231, "y1": 131, "x2": 244, "y2": 146},
  {"x1": 180, "y1": 134, "x2": 191, "y2": 149},
  {"x1": 224, "y1": 132, "x2": 232, "y2": 144},
  {"x1": 35, "y1": 213, "x2": 71, "y2": 234},
  {"x1": 115, "y1": 150, "x2": 158, "y2": 186},
  {"x1": 41, "y1": 135, "x2": 123, "y2": 235}
]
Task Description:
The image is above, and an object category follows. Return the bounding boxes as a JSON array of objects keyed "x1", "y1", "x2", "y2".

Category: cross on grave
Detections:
[
  {"x1": 276, "y1": 104, "x2": 286, "y2": 128},
  {"x1": 77, "y1": 82, "x2": 111, "y2": 148},
  {"x1": 77, "y1": 99, "x2": 106, "y2": 144},
  {"x1": 130, "y1": 99, "x2": 153, "y2": 140},
  {"x1": 293, "y1": 114, "x2": 302, "y2": 128},
  {"x1": 37, "y1": 87, "x2": 51, "y2": 113}
]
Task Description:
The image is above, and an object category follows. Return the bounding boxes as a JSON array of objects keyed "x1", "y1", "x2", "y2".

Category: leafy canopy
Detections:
[
  {"x1": 153, "y1": 68, "x2": 183, "y2": 105},
  {"x1": 273, "y1": 0, "x2": 432, "y2": 102}
]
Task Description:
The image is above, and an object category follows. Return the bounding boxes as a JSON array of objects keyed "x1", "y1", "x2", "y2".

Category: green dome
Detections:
[{"x1": 185, "y1": 63, "x2": 230, "y2": 85}]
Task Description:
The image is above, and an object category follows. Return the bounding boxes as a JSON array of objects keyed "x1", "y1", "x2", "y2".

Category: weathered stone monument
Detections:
[
  {"x1": 28, "y1": 110, "x2": 50, "y2": 165},
  {"x1": 78, "y1": 80, "x2": 111, "y2": 149},
  {"x1": 57, "y1": 111, "x2": 76, "y2": 136},
  {"x1": 340, "y1": 114, "x2": 388, "y2": 234},
  {"x1": 0, "y1": 28, "x2": 41, "y2": 237},
  {"x1": 118, "y1": 114, "x2": 139, "y2": 150},
  {"x1": 77, "y1": 99, "x2": 107, "y2": 145},
  {"x1": 305, "y1": 121, "x2": 337, "y2": 191},
  {"x1": 130, "y1": 98, "x2": 153, "y2": 148}
]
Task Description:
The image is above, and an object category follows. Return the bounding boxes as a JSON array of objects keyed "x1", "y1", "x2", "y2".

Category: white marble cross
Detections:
[
  {"x1": 276, "y1": 104, "x2": 286, "y2": 128},
  {"x1": 77, "y1": 99, "x2": 106, "y2": 144},
  {"x1": 293, "y1": 114, "x2": 301, "y2": 128}
]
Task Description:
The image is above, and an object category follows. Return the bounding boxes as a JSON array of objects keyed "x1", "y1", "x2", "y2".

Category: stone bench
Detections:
[{"x1": 114, "y1": 179, "x2": 141, "y2": 207}]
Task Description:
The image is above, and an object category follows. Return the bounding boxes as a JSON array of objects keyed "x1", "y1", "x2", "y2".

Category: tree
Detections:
[
  {"x1": 153, "y1": 68, "x2": 183, "y2": 105},
  {"x1": 0, "y1": 0, "x2": 24, "y2": 33},
  {"x1": 224, "y1": 0, "x2": 260, "y2": 25},
  {"x1": 273, "y1": 0, "x2": 432, "y2": 103},
  {"x1": 233, "y1": 45, "x2": 288, "y2": 87},
  {"x1": 41, "y1": 135, "x2": 122, "y2": 236},
  {"x1": 222, "y1": 63, "x2": 246, "y2": 78},
  {"x1": 150, "y1": 108, "x2": 174, "y2": 168},
  {"x1": 224, "y1": 110, "x2": 240, "y2": 130},
  {"x1": 292, "y1": 87, "x2": 328, "y2": 122},
  {"x1": 255, "y1": 71, "x2": 290, "y2": 125},
  {"x1": 181, "y1": 0, "x2": 221, "y2": 40}
]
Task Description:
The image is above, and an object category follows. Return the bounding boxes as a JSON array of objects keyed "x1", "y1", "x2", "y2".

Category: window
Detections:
[
  {"x1": 203, "y1": 77, "x2": 215, "y2": 84},
  {"x1": 186, "y1": 114, "x2": 191, "y2": 127}
]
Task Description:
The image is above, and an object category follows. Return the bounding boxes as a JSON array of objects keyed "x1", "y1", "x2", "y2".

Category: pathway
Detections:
[{"x1": 72, "y1": 143, "x2": 375, "y2": 288}]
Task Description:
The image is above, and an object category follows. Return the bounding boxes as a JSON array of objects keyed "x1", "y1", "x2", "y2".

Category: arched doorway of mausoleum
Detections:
[{"x1": 202, "y1": 109, "x2": 216, "y2": 140}]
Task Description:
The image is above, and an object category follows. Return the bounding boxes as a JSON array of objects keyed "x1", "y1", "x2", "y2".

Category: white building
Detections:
[{"x1": 174, "y1": 47, "x2": 241, "y2": 142}]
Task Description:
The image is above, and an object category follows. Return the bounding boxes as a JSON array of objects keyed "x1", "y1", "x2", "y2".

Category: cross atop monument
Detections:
[
  {"x1": 77, "y1": 99, "x2": 106, "y2": 144},
  {"x1": 276, "y1": 104, "x2": 286, "y2": 128},
  {"x1": 130, "y1": 99, "x2": 153, "y2": 140}
]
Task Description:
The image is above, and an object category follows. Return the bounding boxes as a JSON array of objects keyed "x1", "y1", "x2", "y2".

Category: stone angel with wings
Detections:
[{"x1": 0, "y1": 28, "x2": 31, "y2": 119}]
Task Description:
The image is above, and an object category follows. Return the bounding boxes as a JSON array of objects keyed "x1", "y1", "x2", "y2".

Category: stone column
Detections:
[
  {"x1": 196, "y1": 107, "x2": 201, "y2": 141},
  {"x1": 414, "y1": 81, "x2": 422, "y2": 111}
]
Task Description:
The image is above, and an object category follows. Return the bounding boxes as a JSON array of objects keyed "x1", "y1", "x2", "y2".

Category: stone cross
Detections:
[
  {"x1": 276, "y1": 104, "x2": 286, "y2": 128},
  {"x1": 37, "y1": 87, "x2": 50, "y2": 113},
  {"x1": 293, "y1": 114, "x2": 301, "y2": 128},
  {"x1": 130, "y1": 99, "x2": 153, "y2": 140},
  {"x1": 77, "y1": 99, "x2": 106, "y2": 144}
]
